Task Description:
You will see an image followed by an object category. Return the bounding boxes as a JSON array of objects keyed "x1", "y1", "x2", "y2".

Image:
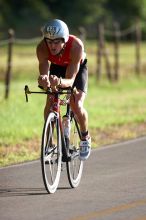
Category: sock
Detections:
[{"x1": 81, "y1": 131, "x2": 88, "y2": 137}]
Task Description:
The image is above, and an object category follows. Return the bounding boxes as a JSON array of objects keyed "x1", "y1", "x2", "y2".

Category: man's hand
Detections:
[
  {"x1": 49, "y1": 75, "x2": 60, "y2": 87},
  {"x1": 38, "y1": 74, "x2": 50, "y2": 89}
]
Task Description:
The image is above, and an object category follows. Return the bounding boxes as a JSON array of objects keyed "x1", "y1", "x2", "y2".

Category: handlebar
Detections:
[{"x1": 24, "y1": 85, "x2": 75, "y2": 102}]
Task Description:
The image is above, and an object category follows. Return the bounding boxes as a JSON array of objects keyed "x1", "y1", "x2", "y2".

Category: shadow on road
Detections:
[
  {"x1": 0, "y1": 186, "x2": 71, "y2": 197},
  {"x1": 0, "y1": 187, "x2": 47, "y2": 197}
]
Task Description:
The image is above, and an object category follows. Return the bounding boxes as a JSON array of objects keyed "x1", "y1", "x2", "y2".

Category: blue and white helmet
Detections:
[{"x1": 43, "y1": 19, "x2": 69, "y2": 43}]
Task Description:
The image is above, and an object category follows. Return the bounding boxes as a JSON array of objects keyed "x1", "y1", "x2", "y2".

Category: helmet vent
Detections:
[{"x1": 47, "y1": 26, "x2": 60, "y2": 37}]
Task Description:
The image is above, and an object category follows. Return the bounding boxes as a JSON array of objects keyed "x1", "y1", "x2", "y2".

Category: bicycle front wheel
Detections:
[
  {"x1": 66, "y1": 115, "x2": 83, "y2": 188},
  {"x1": 41, "y1": 112, "x2": 62, "y2": 194}
]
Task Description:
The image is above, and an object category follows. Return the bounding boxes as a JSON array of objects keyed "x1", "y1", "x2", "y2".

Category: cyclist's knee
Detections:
[{"x1": 71, "y1": 99, "x2": 84, "y2": 116}]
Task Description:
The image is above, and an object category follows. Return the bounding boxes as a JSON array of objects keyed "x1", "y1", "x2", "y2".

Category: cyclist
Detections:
[{"x1": 37, "y1": 19, "x2": 91, "y2": 160}]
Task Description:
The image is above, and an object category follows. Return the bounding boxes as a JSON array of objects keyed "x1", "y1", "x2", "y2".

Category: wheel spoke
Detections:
[
  {"x1": 66, "y1": 115, "x2": 83, "y2": 188},
  {"x1": 41, "y1": 112, "x2": 61, "y2": 194},
  {"x1": 44, "y1": 154, "x2": 51, "y2": 162},
  {"x1": 49, "y1": 161, "x2": 54, "y2": 183}
]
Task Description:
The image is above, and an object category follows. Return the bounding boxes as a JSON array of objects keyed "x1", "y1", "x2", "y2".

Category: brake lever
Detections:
[{"x1": 24, "y1": 85, "x2": 31, "y2": 102}]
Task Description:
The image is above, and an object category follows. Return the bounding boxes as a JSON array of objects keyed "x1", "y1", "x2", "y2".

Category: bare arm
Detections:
[
  {"x1": 60, "y1": 39, "x2": 84, "y2": 88},
  {"x1": 36, "y1": 41, "x2": 49, "y2": 75},
  {"x1": 36, "y1": 41, "x2": 50, "y2": 88}
]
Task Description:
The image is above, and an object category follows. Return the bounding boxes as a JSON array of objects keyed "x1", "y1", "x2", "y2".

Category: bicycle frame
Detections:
[
  {"x1": 24, "y1": 85, "x2": 73, "y2": 161},
  {"x1": 50, "y1": 92, "x2": 71, "y2": 161},
  {"x1": 24, "y1": 85, "x2": 84, "y2": 193}
]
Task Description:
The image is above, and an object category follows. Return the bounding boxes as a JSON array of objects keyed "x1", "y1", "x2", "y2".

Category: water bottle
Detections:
[{"x1": 62, "y1": 115, "x2": 71, "y2": 138}]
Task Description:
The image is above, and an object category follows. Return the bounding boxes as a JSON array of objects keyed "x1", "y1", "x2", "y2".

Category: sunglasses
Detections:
[{"x1": 45, "y1": 38, "x2": 64, "y2": 45}]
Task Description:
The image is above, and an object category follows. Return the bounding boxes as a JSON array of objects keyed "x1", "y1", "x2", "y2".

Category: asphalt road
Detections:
[{"x1": 0, "y1": 137, "x2": 146, "y2": 220}]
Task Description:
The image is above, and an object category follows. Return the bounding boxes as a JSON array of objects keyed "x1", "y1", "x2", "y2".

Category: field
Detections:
[{"x1": 0, "y1": 40, "x2": 146, "y2": 166}]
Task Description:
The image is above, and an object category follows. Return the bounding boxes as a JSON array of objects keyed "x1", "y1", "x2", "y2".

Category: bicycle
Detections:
[{"x1": 24, "y1": 85, "x2": 84, "y2": 194}]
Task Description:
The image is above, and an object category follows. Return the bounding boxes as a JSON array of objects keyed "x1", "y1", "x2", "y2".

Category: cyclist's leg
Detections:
[
  {"x1": 71, "y1": 59, "x2": 89, "y2": 137},
  {"x1": 71, "y1": 59, "x2": 91, "y2": 160},
  {"x1": 70, "y1": 90, "x2": 91, "y2": 160},
  {"x1": 70, "y1": 90, "x2": 88, "y2": 134}
]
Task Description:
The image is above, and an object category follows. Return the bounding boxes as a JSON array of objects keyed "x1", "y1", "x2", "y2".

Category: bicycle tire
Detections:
[
  {"x1": 66, "y1": 114, "x2": 83, "y2": 188},
  {"x1": 41, "y1": 112, "x2": 62, "y2": 194}
]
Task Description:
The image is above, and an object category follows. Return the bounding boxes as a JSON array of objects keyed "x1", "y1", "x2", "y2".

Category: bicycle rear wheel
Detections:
[
  {"x1": 41, "y1": 112, "x2": 62, "y2": 194},
  {"x1": 66, "y1": 114, "x2": 83, "y2": 188}
]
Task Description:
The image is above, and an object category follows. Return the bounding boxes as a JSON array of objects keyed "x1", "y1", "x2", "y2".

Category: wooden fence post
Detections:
[
  {"x1": 104, "y1": 42, "x2": 112, "y2": 81},
  {"x1": 113, "y1": 22, "x2": 120, "y2": 81},
  {"x1": 135, "y1": 19, "x2": 141, "y2": 75},
  {"x1": 97, "y1": 24, "x2": 112, "y2": 81},
  {"x1": 97, "y1": 24, "x2": 103, "y2": 80},
  {"x1": 78, "y1": 26, "x2": 86, "y2": 43},
  {"x1": 5, "y1": 29, "x2": 14, "y2": 99}
]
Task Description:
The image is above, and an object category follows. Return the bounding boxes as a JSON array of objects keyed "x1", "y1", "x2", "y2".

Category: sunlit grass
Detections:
[
  {"x1": 86, "y1": 75, "x2": 146, "y2": 128},
  {"x1": 0, "y1": 81, "x2": 45, "y2": 145},
  {"x1": 0, "y1": 40, "x2": 146, "y2": 166},
  {"x1": 0, "y1": 75, "x2": 146, "y2": 145}
]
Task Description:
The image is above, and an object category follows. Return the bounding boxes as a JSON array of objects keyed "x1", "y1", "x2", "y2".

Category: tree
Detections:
[
  {"x1": 0, "y1": 0, "x2": 51, "y2": 37},
  {"x1": 0, "y1": 0, "x2": 106, "y2": 37},
  {"x1": 0, "y1": 0, "x2": 146, "y2": 38},
  {"x1": 104, "y1": 0, "x2": 145, "y2": 28}
]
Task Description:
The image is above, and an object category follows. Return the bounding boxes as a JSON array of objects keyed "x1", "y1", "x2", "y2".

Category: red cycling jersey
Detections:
[{"x1": 47, "y1": 35, "x2": 75, "y2": 66}]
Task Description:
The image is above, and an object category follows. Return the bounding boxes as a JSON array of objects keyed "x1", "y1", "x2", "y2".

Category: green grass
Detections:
[
  {"x1": 1, "y1": 76, "x2": 145, "y2": 145},
  {"x1": 0, "y1": 81, "x2": 45, "y2": 144},
  {"x1": 0, "y1": 76, "x2": 146, "y2": 166},
  {"x1": 87, "y1": 76, "x2": 146, "y2": 128},
  {"x1": 0, "y1": 40, "x2": 146, "y2": 166}
]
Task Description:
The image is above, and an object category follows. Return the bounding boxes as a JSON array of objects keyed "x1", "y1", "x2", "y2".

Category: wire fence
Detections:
[
  {"x1": 0, "y1": 29, "x2": 42, "y2": 99},
  {"x1": 0, "y1": 21, "x2": 145, "y2": 99},
  {"x1": 96, "y1": 20, "x2": 144, "y2": 81}
]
